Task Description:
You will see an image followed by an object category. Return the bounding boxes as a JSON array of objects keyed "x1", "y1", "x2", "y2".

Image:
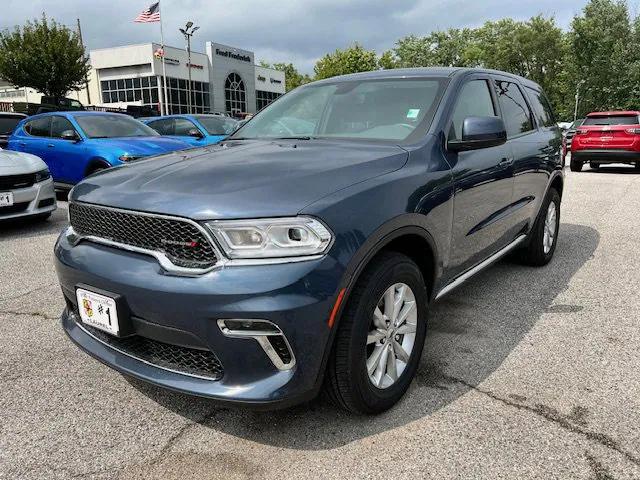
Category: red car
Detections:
[{"x1": 570, "y1": 111, "x2": 640, "y2": 171}]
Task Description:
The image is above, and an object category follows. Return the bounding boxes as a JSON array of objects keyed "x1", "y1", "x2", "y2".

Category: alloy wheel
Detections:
[
  {"x1": 543, "y1": 202, "x2": 557, "y2": 254},
  {"x1": 366, "y1": 283, "x2": 417, "y2": 389}
]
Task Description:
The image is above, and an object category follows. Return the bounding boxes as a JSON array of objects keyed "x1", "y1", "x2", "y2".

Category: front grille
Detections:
[
  {"x1": 80, "y1": 321, "x2": 224, "y2": 380},
  {"x1": 0, "y1": 173, "x2": 37, "y2": 190},
  {"x1": 69, "y1": 203, "x2": 218, "y2": 269},
  {"x1": 0, "y1": 201, "x2": 29, "y2": 215}
]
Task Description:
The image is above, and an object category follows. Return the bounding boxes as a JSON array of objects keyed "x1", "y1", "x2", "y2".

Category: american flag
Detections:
[{"x1": 134, "y1": 2, "x2": 161, "y2": 23}]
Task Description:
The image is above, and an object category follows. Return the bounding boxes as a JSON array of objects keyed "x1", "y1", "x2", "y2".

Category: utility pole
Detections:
[
  {"x1": 76, "y1": 18, "x2": 91, "y2": 104},
  {"x1": 180, "y1": 22, "x2": 199, "y2": 114},
  {"x1": 574, "y1": 80, "x2": 585, "y2": 122}
]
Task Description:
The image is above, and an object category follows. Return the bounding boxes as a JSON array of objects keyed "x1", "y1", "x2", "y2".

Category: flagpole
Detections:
[{"x1": 158, "y1": 1, "x2": 169, "y2": 115}]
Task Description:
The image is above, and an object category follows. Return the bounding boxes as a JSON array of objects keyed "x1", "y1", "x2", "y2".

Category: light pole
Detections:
[
  {"x1": 179, "y1": 22, "x2": 199, "y2": 114},
  {"x1": 574, "y1": 79, "x2": 585, "y2": 122}
]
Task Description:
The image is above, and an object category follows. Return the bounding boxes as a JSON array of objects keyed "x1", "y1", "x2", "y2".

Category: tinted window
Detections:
[
  {"x1": 234, "y1": 79, "x2": 446, "y2": 142},
  {"x1": 495, "y1": 81, "x2": 534, "y2": 138},
  {"x1": 525, "y1": 87, "x2": 556, "y2": 127},
  {"x1": 450, "y1": 80, "x2": 496, "y2": 140},
  {"x1": 25, "y1": 117, "x2": 51, "y2": 137},
  {"x1": 195, "y1": 115, "x2": 238, "y2": 135},
  {"x1": 583, "y1": 115, "x2": 639, "y2": 126},
  {"x1": 173, "y1": 118, "x2": 198, "y2": 136},
  {"x1": 51, "y1": 116, "x2": 76, "y2": 138},
  {"x1": 147, "y1": 118, "x2": 174, "y2": 135},
  {"x1": 74, "y1": 114, "x2": 159, "y2": 138},
  {"x1": 0, "y1": 116, "x2": 24, "y2": 135}
]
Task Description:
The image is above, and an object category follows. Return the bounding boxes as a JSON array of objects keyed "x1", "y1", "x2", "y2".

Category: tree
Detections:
[
  {"x1": 0, "y1": 14, "x2": 91, "y2": 98},
  {"x1": 569, "y1": 0, "x2": 634, "y2": 115},
  {"x1": 314, "y1": 43, "x2": 378, "y2": 80},
  {"x1": 269, "y1": 63, "x2": 311, "y2": 92}
]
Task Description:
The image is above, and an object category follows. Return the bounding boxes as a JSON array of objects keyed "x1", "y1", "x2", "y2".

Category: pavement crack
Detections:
[
  {"x1": 156, "y1": 408, "x2": 220, "y2": 460},
  {"x1": 0, "y1": 281, "x2": 58, "y2": 303},
  {"x1": 0, "y1": 309, "x2": 59, "y2": 321},
  {"x1": 445, "y1": 375, "x2": 640, "y2": 468}
]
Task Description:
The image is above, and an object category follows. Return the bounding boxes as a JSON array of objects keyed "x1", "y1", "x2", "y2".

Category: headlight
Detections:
[
  {"x1": 205, "y1": 217, "x2": 333, "y2": 259},
  {"x1": 34, "y1": 168, "x2": 51, "y2": 183}
]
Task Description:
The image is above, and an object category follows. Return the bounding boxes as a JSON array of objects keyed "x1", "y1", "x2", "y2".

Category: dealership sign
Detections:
[{"x1": 215, "y1": 48, "x2": 251, "y2": 63}]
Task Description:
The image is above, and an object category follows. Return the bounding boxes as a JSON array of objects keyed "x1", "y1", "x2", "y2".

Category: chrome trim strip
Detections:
[
  {"x1": 435, "y1": 234, "x2": 527, "y2": 301},
  {"x1": 217, "y1": 319, "x2": 296, "y2": 371},
  {"x1": 71, "y1": 312, "x2": 222, "y2": 381}
]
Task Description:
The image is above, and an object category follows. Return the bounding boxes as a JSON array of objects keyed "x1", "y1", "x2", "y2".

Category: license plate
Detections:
[
  {"x1": 76, "y1": 288, "x2": 120, "y2": 336},
  {"x1": 0, "y1": 192, "x2": 13, "y2": 207}
]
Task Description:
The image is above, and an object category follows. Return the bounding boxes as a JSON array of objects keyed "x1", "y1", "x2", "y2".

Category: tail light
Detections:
[{"x1": 625, "y1": 128, "x2": 640, "y2": 135}]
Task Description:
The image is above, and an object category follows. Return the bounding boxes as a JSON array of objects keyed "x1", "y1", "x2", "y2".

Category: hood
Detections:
[
  {"x1": 71, "y1": 139, "x2": 408, "y2": 219},
  {"x1": 0, "y1": 149, "x2": 47, "y2": 176},
  {"x1": 86, "y1": 136, "x2": 190, "y2": 156}
]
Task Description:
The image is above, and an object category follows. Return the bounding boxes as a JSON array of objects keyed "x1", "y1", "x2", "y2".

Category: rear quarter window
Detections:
[
  {"x1": 525, "y1": 87, "x2": 556, "y2": 128},
  {"x1": 494, "y1": 80, "x2": 534, "y2": 138}
]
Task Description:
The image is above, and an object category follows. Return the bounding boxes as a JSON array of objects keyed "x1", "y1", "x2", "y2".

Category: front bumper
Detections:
[
  {"x1": 0, "y1": 177, "x2": 56, "y2": 220},
  {"x1": 55, "y1": 231, "x2": 343, "y2": 408},
  {"x1": 572, "y1": 149, "x2": 640, "y2": 164}
]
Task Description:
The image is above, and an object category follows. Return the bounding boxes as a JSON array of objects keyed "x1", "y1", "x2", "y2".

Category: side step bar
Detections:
[{"x1": 434, "y1": 234, "x2": 527, "y2": 301}]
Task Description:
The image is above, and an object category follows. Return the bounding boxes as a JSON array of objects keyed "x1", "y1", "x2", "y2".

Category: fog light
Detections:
[{"x1": 217, "y1": 319, "x2": 295, "y2": 370}]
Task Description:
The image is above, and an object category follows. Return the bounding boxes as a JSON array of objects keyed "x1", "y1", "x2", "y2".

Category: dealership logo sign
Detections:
[{"x1": 215, "y1": 48, "x2": 251, "y2": 63}]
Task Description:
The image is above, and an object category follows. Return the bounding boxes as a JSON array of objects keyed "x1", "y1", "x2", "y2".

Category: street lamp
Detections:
[
  {"x1": 574, "y1": 79, "x2": 586, "y2": 122},
  {"x1": 180, "y1": 22, "x2": 199, "y2": 114}
]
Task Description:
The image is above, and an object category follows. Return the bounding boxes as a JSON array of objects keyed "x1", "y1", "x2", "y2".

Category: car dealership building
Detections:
[
  {"x1": 86, "y1": 41, "x2": 285, "y2": 115},
  {"x1": 0, "y1": 41, "x2": 286, "y2": 116}
]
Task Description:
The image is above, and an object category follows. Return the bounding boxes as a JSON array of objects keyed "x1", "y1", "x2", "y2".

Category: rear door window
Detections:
[
  {"x1": 449, "y1": 80, "x2": 496, "y2": 140},
  {"x1": 494, "y1": 80, "x2": 534, "y2": 138},
  {"x1": 0, "y1": 116, "x2": 23, "y2": 135},
  {"x1": 24, "y1": 117, "x2": 51, "y2": 137},
  {"x1": 583, "y1": 115, "x2": 639, "y2": 126}
]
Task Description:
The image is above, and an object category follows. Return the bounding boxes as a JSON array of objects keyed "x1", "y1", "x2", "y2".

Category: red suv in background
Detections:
[{"x1": 570, "y1": 111, "x2": 640, "y2": 171}]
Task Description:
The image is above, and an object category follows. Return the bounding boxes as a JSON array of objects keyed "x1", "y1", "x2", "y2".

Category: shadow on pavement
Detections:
[
  {"x1": 130, "y1": 222, "x2": 599, "y2": 450},
  {"x1": 582, "y1": 165, "x2": 640, "y2": 174},
  {"x1": 0, "y1": 202, "x2": 68, "y2": 240}
]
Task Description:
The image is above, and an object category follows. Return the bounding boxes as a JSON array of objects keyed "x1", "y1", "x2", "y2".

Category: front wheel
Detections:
[
  {"x1": 635, "y1": 162, "x2": 640, "y2": 170},
  {"x1": 519, "y1": 189, "x2": 560, "y2": 266},
  {"x1": 324, "y1": 252, "x2": 428, "y2": 414},
  {"x1": 590, "y1": 162, "x2": 600, "y2": 170}
]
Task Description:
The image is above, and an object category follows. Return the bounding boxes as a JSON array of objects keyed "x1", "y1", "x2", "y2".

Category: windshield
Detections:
[
  {"x1": 74, "y1": 114, "x2": 159, "y2": 138},
  {"x1": 0, "y1": 116, "x2": 23, "y2": 135},
  {"x1": 231, "y1": 78, "x2": 447, "y2": 142},
  {"x1": 195, "y1": 115, "x2": 238, "y2": 135},
  {"x1": 583, "y1": 115, "x2": 639, "y2": 126},
  {"x1": 570, "y1": 119, "x2": 584, "y2": 129}
]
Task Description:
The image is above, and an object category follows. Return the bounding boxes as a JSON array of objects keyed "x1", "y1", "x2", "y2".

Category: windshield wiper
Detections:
[{"x1": 274, "y1": 136, "x2": 313, "y2": 140}]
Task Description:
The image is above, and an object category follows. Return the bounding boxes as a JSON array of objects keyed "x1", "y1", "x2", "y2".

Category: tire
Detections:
[
  {"x1": 590, "y1": 162, "x2": 600, "y2": 170},
  {"x1": 635, "y1": 162, "x2": 640, "y2": 170},
  {"x1": 570, "y1": 159, "x2": 583, "y2": 172},
  {"x1": 324, "y1": 252, "x2": 428, "y2": 414},
  {"x1": 519, "y1": 188, "x2": 560, "y2": 267}
]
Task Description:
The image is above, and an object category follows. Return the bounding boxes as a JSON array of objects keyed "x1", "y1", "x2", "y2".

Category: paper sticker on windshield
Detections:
[{"x1": 407, "y1": 109, "x2": 420, "y2": 119}]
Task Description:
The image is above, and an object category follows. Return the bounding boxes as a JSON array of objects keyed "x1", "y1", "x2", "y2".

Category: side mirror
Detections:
[
  {"x1": 188, "y1": 128, "x2": 204, "y2": 138},
  {"x1": 448, "y1": 116, "x2": 507, "y2": 152},
  {"x1": 61, "y1": 130, "x2": 80, "y2": 142}
]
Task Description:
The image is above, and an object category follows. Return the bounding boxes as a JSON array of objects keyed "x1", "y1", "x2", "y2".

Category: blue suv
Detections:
[
  {"x1": 143, "y1": 114, "x2": 238, "y2": 146},
  {"x1": 55, "y1": 68, "x2": 563, "y2": 413},
  {"x1": 8, "y1": 112, "x2": 190, "y2": 188}
]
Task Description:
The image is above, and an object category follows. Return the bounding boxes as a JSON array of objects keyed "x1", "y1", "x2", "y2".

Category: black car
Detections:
[
  {"x1": 0, "y1": 112, "x2": 27, "y2": 148},
  {"x1": 55, "y1": 68, "x2": 563, "y2": 413}
]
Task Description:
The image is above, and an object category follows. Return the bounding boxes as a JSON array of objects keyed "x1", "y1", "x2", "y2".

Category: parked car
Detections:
[
  {"x1": 143, "y1": 114, "x2": 238, "y2": 146},
  {"x1": 0, "y1": 112, "x2": 27, "y2": 149},
  {"x1": 55, "y1": 68, "x2": 563, "y2": 413},
  {"x1": 0, "y1": 149, "x2": 56, "y2": 221},
  {"x1": 563, "y1": 118, "x2": 584, "y2": 151},
  {"x1": 7, "y1": 112, "x2": 190, "y2": 188},
  {"x1": 570, "y1": 111, "x2": 640, "y2": 171}
]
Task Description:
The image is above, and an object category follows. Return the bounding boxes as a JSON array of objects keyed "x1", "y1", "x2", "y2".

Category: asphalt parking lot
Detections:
[{"x1": 1, "y1": 165, "x2": 639, "y2": 480}]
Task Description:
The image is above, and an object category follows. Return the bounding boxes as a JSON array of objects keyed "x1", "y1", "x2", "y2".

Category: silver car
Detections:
[{"x1": 0, "y1": 149, "x2": 56, "y2": 221}]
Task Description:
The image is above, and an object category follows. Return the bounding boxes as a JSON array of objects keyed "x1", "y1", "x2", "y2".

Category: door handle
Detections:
[
  {"x1": 18, "y1": 142, "x2": 26, "y2": 147},
  {"x1": 47, "y1": 144, "x2": 55, "y2": 148},
  {"x1": 499, "y1": 157, "x2": 513, "y2": 166}
]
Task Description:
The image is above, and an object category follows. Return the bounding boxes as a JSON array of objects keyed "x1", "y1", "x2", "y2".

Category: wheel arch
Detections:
[{"x1": 83, "y1": 157, "x2": 111, "y2": 178}]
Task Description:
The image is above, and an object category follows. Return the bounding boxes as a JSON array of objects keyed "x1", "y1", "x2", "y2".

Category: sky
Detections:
[{"x1": 0, "y1": 0, "x2": 598, "y2": 74}]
